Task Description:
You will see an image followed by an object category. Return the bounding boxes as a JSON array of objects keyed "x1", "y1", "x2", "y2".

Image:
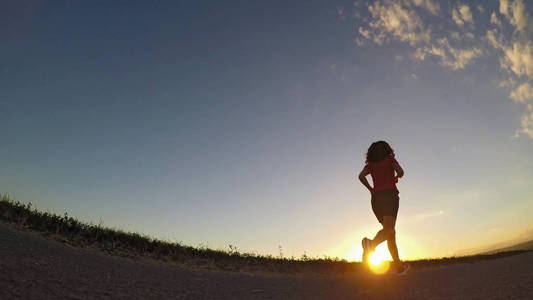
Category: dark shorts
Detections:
[{"x1": 371, "y1": 189, "x2": 399, "y2": 224}]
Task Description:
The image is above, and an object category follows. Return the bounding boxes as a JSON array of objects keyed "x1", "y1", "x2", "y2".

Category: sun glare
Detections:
[
  {"x1": 367, "y1": 243, "x2": 392, "y2": 274},
  {"x1": 369, "y1": 243, "x2": 392, "y2": 266}
]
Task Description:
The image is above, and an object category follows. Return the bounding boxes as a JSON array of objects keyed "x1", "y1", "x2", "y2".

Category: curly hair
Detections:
[{"x1": 365, "y1": 141, "x2": 395, "y2": 164}]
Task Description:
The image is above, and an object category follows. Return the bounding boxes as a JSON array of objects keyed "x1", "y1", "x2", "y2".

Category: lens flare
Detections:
[
  {"x1": 369, "y1": 243, "x2": 392, "y2": 266},
  {"x1": 368, "y1": 243, "x2": 392, "y2": 274},
  {"x1": 369, "y1": 260, "x2": 391, "y2": 274}
]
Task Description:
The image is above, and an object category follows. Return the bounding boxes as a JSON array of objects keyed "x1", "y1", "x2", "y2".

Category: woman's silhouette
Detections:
[{"x1": 358, "y1": 141, "x2": 409, "y2": 275}]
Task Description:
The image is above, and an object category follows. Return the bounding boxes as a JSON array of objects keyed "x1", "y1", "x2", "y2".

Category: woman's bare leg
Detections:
[
  {"x1": 371, "y1": 228, "x2": 388, "y2": 248},
  {"x1": 371, "y1": 216, "x2": 400, "y2": 262},
  {"x1": 387, "y1": 236, "x2": 400, "y2": 262}
]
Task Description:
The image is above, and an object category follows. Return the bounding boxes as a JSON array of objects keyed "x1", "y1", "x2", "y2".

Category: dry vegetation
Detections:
[{"x1": 0, "y1": 193, "x2": 528, "y2": 276}]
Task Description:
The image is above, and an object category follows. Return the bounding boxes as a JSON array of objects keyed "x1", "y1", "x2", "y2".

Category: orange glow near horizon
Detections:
[
  {"x1": 367, "y1": 244, "x2": 393, "y2": 274},
  {"x1": 343, "y1": 243, "x2": 428, "y2": 263},
  {"x1": 369, "y1": 244, "x2": 392, "y2": 266},
  {"x1": 369, "y1": 260, "x2": 391, "y2": 275}
]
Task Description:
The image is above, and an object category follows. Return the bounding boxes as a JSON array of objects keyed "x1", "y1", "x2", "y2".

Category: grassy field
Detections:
[{"x1": 0, "y1": 193, "x2": 529, "y2": 276}]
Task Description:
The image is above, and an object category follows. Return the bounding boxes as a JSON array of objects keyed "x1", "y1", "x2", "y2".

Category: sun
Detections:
[
  {"x1": 365, "y1": 243, "x2": 392, "y2": 274},
  {"x1": 345, "y1": 240, "x2": 393, "y2": 266},
  {"x1": 369, "y1": 244, "x2": 391, "y2": 266}
]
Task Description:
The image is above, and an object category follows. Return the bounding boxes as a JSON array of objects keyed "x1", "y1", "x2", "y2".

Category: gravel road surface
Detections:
[{"x1": 1, "y1": 223, "x2": 531, "y2": 299}]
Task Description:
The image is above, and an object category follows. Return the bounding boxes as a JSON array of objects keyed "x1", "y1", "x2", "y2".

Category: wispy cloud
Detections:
[
  {"x1": 365, "y1": 0, "x2": 431, "y2": 46},
  {"x1": 510, "y1": 83, "x2": 533, "y2": 103},
  {"x1": 520, "y1": 106, "x2": 533, "y2": 138},
  {"x1": 408, "y1": 210, "x2": 444, "y2": 223},
  {"x1": 354, "y1": 0, "x2": 533, "y2": 139},
  {"x1": 500, "y1": 0, "x2": 531, "y2": 33},
  {"x1": 488, "y1": 0, "x2": 533, "y2": 138},
  {"x1": 451, "y1": 3, "x2": 474, "y2": 28},
  {"x1": 413, "y1": 37, "x2": 482, "y2": 70},
  {"x1": 409, "y1": 0, "x2": 440, "y2": 15},
  {"x1": 491, "y1": 11, "x2": 503, "y2": 27},
  {"x1": 357, "y1": 0, "x2": 481, "y2": 70}
]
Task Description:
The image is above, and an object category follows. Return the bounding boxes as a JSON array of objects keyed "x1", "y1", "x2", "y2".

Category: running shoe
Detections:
[
  {"x1": 395, "y1": 262, "x2": 410, "y2": 276},
  {"x1": 361, "y1": 237, "x2": 372, "y2": 264}
]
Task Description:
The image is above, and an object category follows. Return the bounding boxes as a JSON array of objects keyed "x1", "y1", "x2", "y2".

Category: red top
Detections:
[{"x1": 367, "y1": 156, "x2": 398, "y2": 193}]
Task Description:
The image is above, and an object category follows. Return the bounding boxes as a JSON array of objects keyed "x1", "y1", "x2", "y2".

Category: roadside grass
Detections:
[
  {"x1": 0, "y1": 193, "x2": 529, "y2": 276},
  {"x1": 0, "y1": 193, "x2": 360, "y2": 275}
]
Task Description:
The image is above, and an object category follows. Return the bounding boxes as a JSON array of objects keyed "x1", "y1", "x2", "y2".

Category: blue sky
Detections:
[{"x1": 1, "y1": 0, "x2": 533, "y2": 260}]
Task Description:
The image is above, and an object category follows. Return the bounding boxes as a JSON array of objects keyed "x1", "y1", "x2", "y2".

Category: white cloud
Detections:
[
  {"x1": 487, "y1": 2, "x2": 533, "y2": 81},
  {"x1": 500, "y1": 0, "x2": 531, "y2": 33},
  {"x1": 451, "y1": 31, "x2": 474, "y2": 41},
  {"x1": 452, "y1": 9, "x2": 465, "y2": 27},
  {"x1": 452, "y1": 3, "x2": 474, "y2": 28},
  {"x1": 358, "y1": 0, "x2": 483, "y2": 70},
  {"x1": 356, "y1": 27, "x2": 371, "y2": 46},
  {"x1": 358, "y1": 27, "x2": 370, "y2": 39},
  {"x1": 510, "y1": 0, "x2": 530, "y2": 33},
  {"x1": 499, "y1": 81, "x2": 510, "y2": 88},
  {"x1": 499, "y1": 78, "x2": 516, "y2": 88},
  {"x1": 500, "y1": 0, "x2": 510, "y2": 19},
  {"x1": 414, "y1": 37, "x2": 482, "y2": 70},
  {"x1": 519, "y1": 105, "x2": 533, "y2": 138},
  {"x1": 500, "y1": 40, "x2": 533, "y2": 80},
  {"x1": 486, "y1": 29, "x2": 505, "y2": 50},
  {"x1": 366, "y1": 0, "x2": 431, "y2": 46},
  {"x1": 446, "y1": 47, "x2": 483, "y2": 70},
  {"x1": 510, "y1": 82, "x2": 533, "y2": 103},
  {"x1": 413, "y1": 47, "x2": 426, "y2": 61},
  {"x1": 486, "y1": 2, "x2": 533, "y2": 140},
  {"x1": 490, "y1": 12, "x2": 503, "y2": 27},
  {"x1": 408, "y1": 0, "x2": 440, "y2": 15},
  {"x1": 354, "y1": 0, "x2": 533, "y2": 139}
]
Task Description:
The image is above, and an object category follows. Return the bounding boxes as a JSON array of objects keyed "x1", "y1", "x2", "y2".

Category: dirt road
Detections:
[{"x1": 1, "y1": 223, "x2": 531, "y2": 299}]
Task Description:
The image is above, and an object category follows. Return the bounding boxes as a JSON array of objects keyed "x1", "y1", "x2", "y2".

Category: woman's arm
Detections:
[
  {"x1": 392, "y1": 160, "x2": 404, "y2": 179},
  {"x1": 358, "y1": 165, "x2": 373, "y2": 193}
]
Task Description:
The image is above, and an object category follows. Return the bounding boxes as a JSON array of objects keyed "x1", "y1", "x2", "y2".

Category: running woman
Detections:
[{"x1": 358, "y1": 141, "x2": 409, "y2": 275}]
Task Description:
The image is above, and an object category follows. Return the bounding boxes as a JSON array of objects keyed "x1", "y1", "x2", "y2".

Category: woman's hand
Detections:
[{"x1": 359, "y1": 166, "x2": 374, "y2": 193}]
